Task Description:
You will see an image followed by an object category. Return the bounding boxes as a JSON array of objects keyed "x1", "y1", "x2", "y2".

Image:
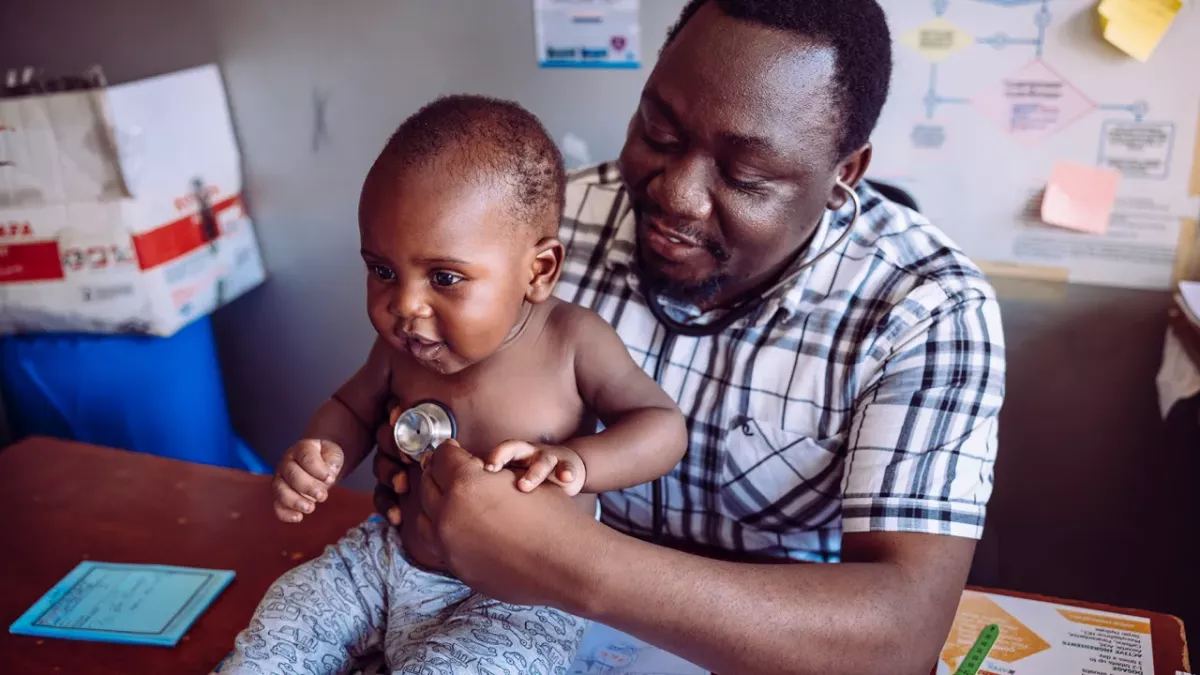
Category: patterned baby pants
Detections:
[{"x1": 217, "y1": 518, "x2": 586, "y2": 675}]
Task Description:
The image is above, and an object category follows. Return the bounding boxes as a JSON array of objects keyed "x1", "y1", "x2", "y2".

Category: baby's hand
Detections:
[
  {"x1": 484, "y1": 441, "x2": 586, "y2": 496},
  {"x1": 272, "y1": 439, "x2": 344, "y2": 523}
]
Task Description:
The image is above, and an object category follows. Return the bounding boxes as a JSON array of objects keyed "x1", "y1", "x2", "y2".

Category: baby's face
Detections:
[{"x1": 359, "y1": 167, "x2": 535, "y2": 374}]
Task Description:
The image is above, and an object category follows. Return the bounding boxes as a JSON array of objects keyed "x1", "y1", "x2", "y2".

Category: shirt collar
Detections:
[{"x1": 600, "y1": 187, "x2": 858, "y2": 328}]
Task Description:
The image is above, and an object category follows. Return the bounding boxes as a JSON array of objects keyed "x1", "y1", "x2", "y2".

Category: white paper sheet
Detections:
[{"x1": 534, "y1": 0, "x2": 640, "y2": 69}]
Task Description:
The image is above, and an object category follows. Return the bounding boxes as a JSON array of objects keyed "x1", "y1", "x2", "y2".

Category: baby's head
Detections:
[{"x1": 359, "y1": 95, "x2": 567, "y2": 374}]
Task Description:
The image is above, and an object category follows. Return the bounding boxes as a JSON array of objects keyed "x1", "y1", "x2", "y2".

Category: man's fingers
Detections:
[
  {"x1": 484, "y1": 440, "x2": 536, "y2": 472},
  {"x1": 373, "y1": 484, "x2": 401, "y2": 525},
  {"x1": 424, "y1": 438, "x2": 481, "y2": 484},
  {"x1": 391, "y1": 469, "x2": 409, "y2": 495},
  {"x1": 273, "y1": 477, "x2": 315, "y2": 516},
  {"x1": 419, "y1": 457, "x2": 448, "y2": 522},
  {"x1": 373, "y1": 450, "x2": 400, "y2": 484},
  {"x1": 376, "y1": 401, "x2": 413, "y2": 466},
  {"x1": 519, "y1": 452, "x2": 559, "y2": 492},
  {"x1": 281, "y1": 459, "x2": 330, "y2": 502}
]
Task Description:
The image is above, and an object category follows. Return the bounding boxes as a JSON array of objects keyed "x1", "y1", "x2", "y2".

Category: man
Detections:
[{"x1": 374, "y1": 2, "x2": 1005, "y2": 674}]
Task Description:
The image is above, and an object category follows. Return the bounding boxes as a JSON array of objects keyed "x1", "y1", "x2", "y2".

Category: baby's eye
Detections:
[
  {"x1": 431, "y1": 270, "x2": 464, "y2": 288},
  {"x1": 368, "y1": 264, "x2": 396, "y2": 281}
]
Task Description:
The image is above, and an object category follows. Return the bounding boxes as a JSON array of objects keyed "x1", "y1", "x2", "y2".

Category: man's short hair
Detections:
[
  {"x1": 380, "y1": 94, "x2": 566, "y2": 233},
  {"x1": 665, "y1": 0, "x2": 893, "y2": 158}
]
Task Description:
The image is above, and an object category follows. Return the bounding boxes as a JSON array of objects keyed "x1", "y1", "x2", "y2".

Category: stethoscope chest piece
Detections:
[{"x1": 392, "y1": 400, "x2": 457, "y2": 461}]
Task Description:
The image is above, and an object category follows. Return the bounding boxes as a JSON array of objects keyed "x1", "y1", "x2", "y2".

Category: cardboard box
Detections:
[{"x1": 0, "y1": 64, "x2": 265, "y2": 336}]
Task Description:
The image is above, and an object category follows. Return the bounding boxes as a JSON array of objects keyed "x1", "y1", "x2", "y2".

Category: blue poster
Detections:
[
  {"x1": 9, "y1": 561, "x2": 234, "y2": 647},
  {"x1": 535, "y1": 0, "x2": 641, "y2": 69}
]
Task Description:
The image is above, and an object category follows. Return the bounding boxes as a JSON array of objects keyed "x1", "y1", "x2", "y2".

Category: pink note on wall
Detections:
[{"x1": 1040, "y1": 161, "x2": 1122, "y2": 234}]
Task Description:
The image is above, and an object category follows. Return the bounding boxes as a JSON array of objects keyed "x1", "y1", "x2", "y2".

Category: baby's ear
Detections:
[{"x1": 526, "y1": 237, "x2": 564, "y2": 303}]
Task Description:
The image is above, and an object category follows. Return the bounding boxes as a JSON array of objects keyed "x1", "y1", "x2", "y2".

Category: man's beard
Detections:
[{"x1": 637, "y1": 251, "x2": 731, "y2": 308}]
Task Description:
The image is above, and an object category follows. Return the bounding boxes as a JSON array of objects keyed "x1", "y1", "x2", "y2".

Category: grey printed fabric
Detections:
[
  {"x1": 218, "y1": 519, "x2": 585, "y2": 675},
  {"x1": 555, "y1": 164, "x2": 1006, "y2": 562}
]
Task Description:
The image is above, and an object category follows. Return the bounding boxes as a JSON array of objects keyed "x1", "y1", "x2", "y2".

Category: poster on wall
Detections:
[
  {"x1": 534, "y1": 0, "x2": 641, "y2": 69},
  {"x1": 868, "y1": 0, "x2": 1200, "y2": 290}
]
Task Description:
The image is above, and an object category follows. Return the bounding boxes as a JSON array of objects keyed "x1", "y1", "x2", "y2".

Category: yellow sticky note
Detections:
[
  {"x1": 1040, "y1": 161, "x2": 1122, "y2": 234},
  {"x1": 1097, "y1": 0, "x2": 1182, "y2": 62}
]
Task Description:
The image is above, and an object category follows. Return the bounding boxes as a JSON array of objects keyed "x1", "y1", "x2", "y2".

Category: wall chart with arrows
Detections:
[{"x1": 869, "y1": 0, "x2": 1200, "y2": 289}]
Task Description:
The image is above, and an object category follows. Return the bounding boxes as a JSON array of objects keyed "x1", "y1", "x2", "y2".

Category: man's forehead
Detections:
[{"x1": 649, "y1": 3, "x2": 841, "y2": 156}]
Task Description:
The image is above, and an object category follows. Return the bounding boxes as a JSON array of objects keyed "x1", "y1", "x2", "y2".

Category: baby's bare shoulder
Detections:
[
  {"x1": 544, "y1": 298, "x2": 614, "y2": 343},
  {"x1": 543, "y1": 299, "x2": 626, "y2": 363}
]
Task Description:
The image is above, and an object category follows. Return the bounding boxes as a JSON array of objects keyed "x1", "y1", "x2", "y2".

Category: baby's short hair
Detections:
[{"x1": 380, "y1": 95, "x2": 566, "y2": 235}]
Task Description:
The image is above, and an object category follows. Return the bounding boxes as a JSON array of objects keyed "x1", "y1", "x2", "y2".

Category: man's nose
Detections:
[
  {"x1": 649, "y1": 152, "x2": 713, "y2": 222},
  {"x1": 387, "y1": 281, "x2": 432, "y2": 320}
]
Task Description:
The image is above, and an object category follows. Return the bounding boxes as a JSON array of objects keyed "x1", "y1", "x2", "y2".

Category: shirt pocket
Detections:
[{"x1": 718, "y1": 417, "x2": 844, "y2": 532}]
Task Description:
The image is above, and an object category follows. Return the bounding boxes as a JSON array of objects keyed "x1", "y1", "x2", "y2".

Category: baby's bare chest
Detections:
[{"x1": 389, "y1": 348, "x2": 592, "y2": 456}]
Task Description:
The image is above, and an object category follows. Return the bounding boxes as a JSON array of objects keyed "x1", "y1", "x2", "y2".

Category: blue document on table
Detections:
[{"x1": 9, "y1": 561, "x2": 234, "y2": 646}]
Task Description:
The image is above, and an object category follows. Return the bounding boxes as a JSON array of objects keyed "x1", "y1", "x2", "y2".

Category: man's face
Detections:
[
  {"x1": 358, "y1": 161, "x2": 535, "y2": 375},
  {"x1": 619, "y1": 3, "x2": 849, "y2": 309}
]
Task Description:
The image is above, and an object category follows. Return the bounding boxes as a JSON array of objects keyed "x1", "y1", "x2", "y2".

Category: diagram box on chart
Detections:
[{"x1": 1099, "y1": 121, "x2": 1176, "y2": 180}]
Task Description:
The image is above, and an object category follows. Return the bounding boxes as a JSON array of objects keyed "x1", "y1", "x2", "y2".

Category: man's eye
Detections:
[
  {"x1": 722, "y1": 170, "x2": 769, "y2": 194},
  {"x1": 368, "y1": 264, "x2": 396, "y2": 281},
  {"x1": 643, "y1": 127, "x2": 681, "y2": 153},
  {"x1": 431, "y1": 271, "x2": 464, "y2": 287}
]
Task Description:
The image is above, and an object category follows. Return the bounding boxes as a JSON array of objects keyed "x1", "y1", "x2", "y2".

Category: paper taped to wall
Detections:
[{"x1": 534, "y1": 0, "x2": 641, "y2": 69}]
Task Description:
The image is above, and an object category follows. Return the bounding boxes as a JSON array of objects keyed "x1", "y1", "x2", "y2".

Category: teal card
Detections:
[{"x1": 9, "y1": 561, "x2": 234, "y2": 647}]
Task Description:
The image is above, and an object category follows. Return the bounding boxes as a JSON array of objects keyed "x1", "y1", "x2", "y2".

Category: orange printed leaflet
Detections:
[{"x1": 937, "y1": 591, "x2": 1153, "y2": 675}]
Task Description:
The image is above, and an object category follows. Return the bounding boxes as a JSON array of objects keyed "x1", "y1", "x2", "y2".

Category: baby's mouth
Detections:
[{"x1": 404, "y1": 334, "x2": 445, "y2": 362}]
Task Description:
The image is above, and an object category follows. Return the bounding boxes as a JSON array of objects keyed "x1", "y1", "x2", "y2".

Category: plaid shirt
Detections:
[{"x1": 555, "y1": 164, "x2": 1005, "y2": 562}]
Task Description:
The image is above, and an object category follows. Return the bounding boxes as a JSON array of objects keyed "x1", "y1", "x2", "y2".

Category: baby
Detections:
[{"x1": 218, "y1": 95, "x2": 688, "y2": 675}]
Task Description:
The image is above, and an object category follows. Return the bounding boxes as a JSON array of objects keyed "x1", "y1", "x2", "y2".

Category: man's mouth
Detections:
[{"x1": 642, "y1": 218, "x2": 709, "y2": 262}]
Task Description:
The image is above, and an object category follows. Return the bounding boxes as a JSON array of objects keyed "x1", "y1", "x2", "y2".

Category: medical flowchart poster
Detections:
[
  {"x1": 936, "y1": 591, "x2": 1154, "y2": 675},
  {"x1": 870, "y1": 0, "x2": 1200, "y2": 289},
  {"x1": 534, "y1": 0, "x2": 641, "y2": 69}
]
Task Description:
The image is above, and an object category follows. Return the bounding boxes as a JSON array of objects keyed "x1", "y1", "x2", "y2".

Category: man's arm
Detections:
[
  {"x1": 420, "y1": 446, "x2": 971, "y2": 675},
  {"x1": 563, "y1": 306, "x2": 688, "y2": 492},
  {"x1": 419, "y1": 284, "x2": 1003, "y2": 675}
]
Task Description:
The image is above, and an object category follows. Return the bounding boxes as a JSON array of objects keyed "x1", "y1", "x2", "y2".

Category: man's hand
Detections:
[
  {"x1": 272, "y1": 439, "x2": 343, "y2": 522},
  {"x1": 485, "y1": 441, "x2": 587, "y2": 496},
  {"x1": 372, "y1": 403, "x2": 412, "y2": 526},
  {"x1": 419, "y1": 440, "x2": 600, "y2": 610}
]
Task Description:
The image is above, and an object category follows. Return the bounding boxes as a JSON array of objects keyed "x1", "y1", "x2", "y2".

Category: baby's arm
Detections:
[
  {"x1": 564, "y1": 308, "x2": 688, "y2": 493},
  {"x1": 272, "y1": 337, "x2": 392, "y2": 522}
]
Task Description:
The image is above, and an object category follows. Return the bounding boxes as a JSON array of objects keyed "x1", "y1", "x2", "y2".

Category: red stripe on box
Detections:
[
  {"x1": 0, "y1": 241, "x2": 66, "y2": 283},
  {"x1": 132, "y1": 194, "x2": 243, "y2": 271}
]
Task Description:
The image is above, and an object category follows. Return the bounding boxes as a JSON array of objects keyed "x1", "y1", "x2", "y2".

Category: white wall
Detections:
[{"x1": 204, "y1": 0, "x2": 688, "y2": 487}]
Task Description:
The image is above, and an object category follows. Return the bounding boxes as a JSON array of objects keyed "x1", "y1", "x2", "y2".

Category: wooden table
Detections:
[
  {"x1": 0, "y1": 438, "x2": 1190, "y2": 674},
  {"x1": 0, "y1": 438, "x2": 374, "y2": 674}
]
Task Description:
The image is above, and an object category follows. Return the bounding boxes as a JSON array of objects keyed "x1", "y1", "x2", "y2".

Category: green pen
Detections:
[{"x1": 954, "y1": 624, "x2": 1001, "y2": 675}]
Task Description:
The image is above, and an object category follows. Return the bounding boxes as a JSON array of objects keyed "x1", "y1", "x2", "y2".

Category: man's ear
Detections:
[
  {"x1": 526, "y1": 237, "x2": 565, "y2": 304},
  {"x1": 827, "y1": 143, "x2": 872, "y2": 210}
]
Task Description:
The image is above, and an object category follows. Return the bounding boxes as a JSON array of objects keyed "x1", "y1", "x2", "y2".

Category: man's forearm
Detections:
[{"x1": 568, "y1": 527, "x2": 970, "y2": 675}]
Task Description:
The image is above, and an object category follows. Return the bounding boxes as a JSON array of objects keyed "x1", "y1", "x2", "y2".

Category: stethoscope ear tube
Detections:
[{"x1": 644, "y1": 179, "x2": 862, "y2": 543}]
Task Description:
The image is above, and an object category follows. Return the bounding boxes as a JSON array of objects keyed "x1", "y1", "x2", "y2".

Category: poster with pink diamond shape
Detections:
[{"x1": 973, "y1": 59, "x2": 1097, "y2": 144}]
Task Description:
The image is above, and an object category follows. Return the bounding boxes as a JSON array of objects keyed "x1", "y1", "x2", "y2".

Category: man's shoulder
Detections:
[
  {"x1": 566, "y1": 162, "x2": 623, "y2": 189},
  {"x1": 852, "y1": 184, "x2": 995, "y2": 306},
  {"x1": 562, "y1": 163, "x2": 625, "y2": 231}
]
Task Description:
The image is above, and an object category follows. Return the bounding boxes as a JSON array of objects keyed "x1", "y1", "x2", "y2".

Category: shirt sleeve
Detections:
[{"x1": 840, "y1": 279, "x2": 1006, "y2": 540}]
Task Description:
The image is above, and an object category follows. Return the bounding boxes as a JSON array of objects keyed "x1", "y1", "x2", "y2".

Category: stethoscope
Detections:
[
  {"x1": 391, "y1": 179, "x2": 863, "y2": 543},
  {"x1": 643, "y1": 177, "x2": 862, "y2": 542}
]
